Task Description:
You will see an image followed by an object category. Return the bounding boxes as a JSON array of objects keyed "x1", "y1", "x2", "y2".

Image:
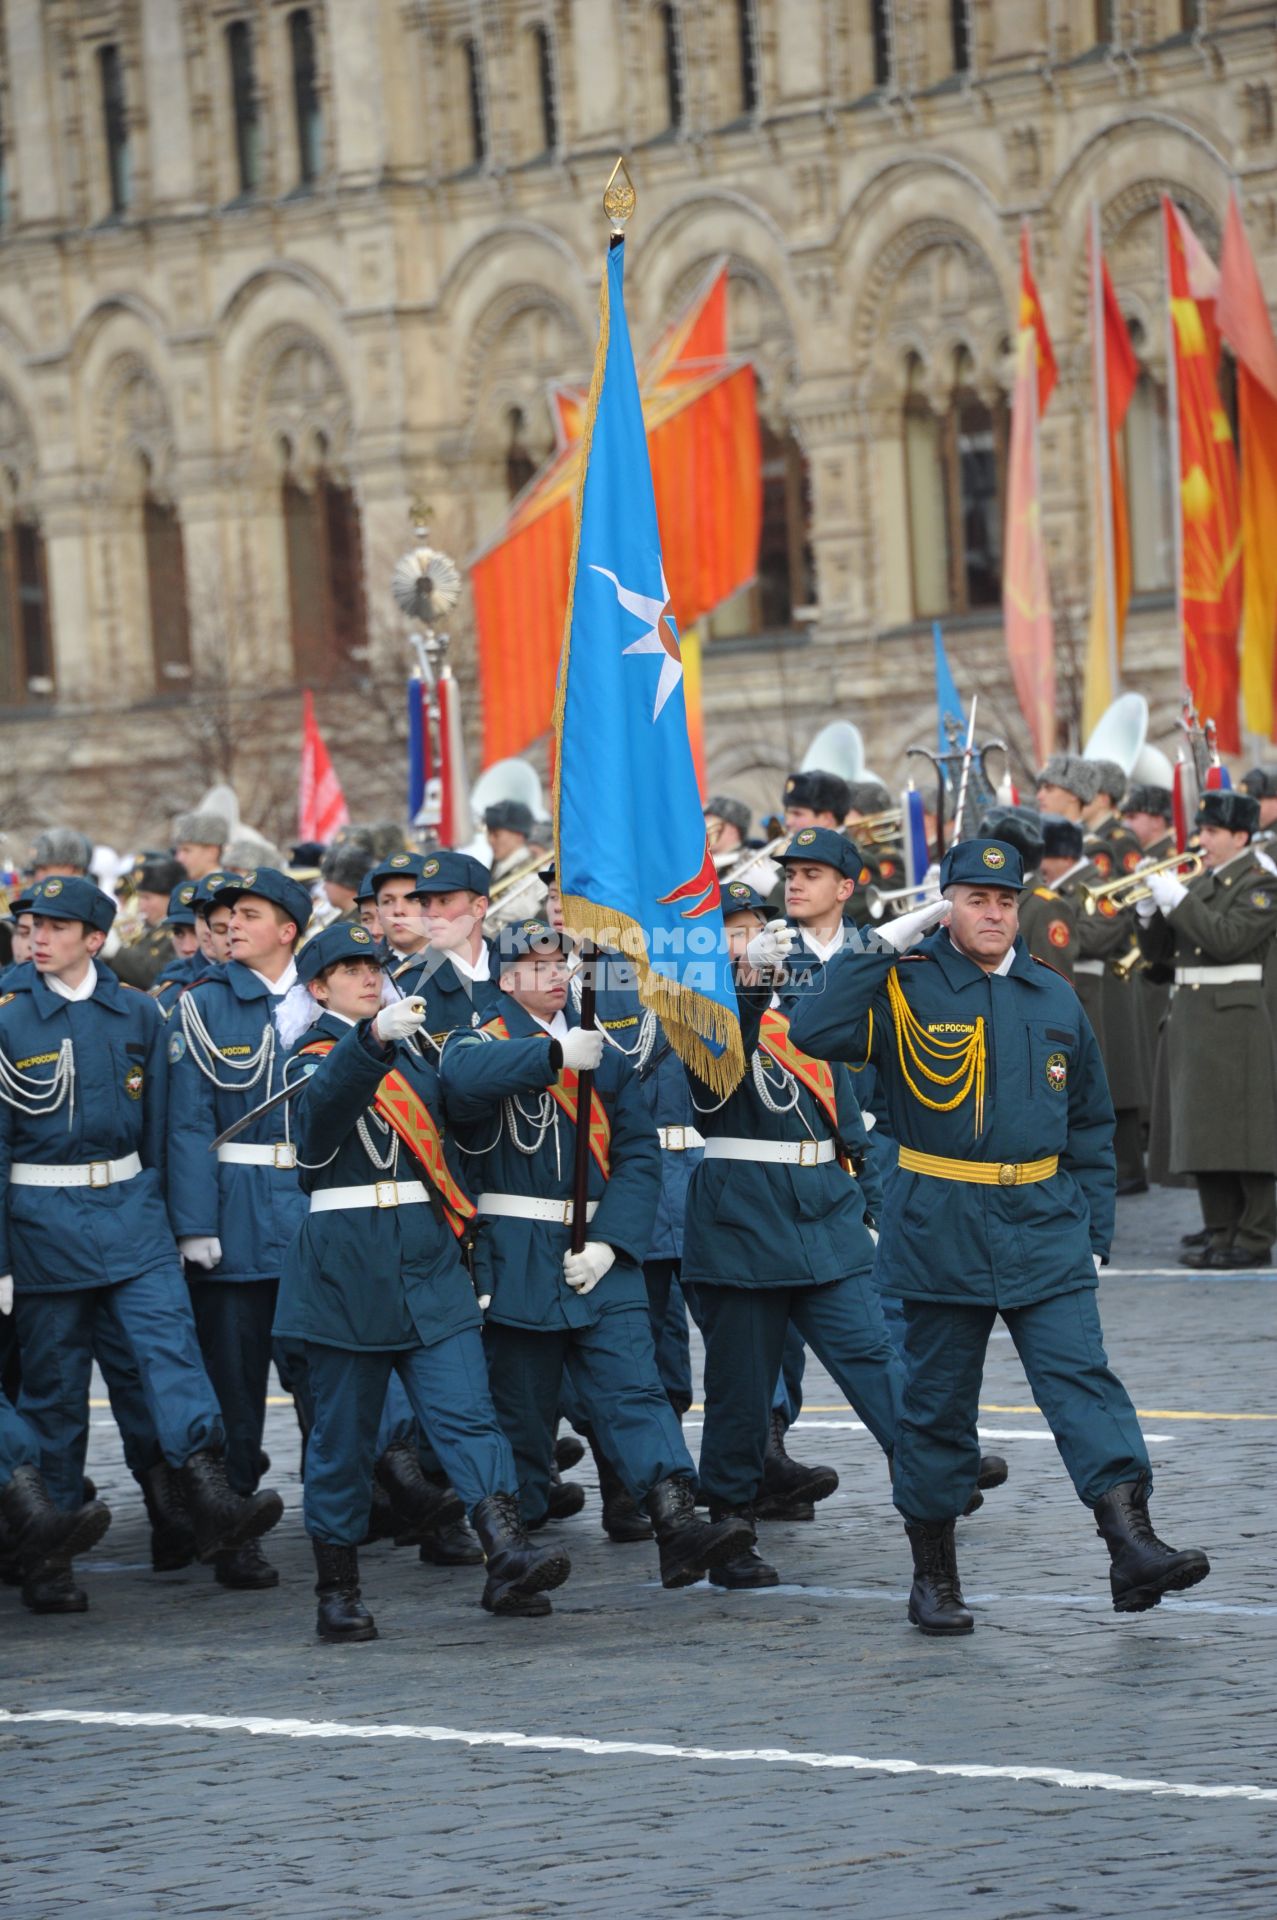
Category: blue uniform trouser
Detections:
[
  {"x1": 14, "y1": 1270, "x2": 224, "y2": 1510},
  {"x1": 93, "y1": 1315, "x2": 164, "y2": 1481},
  {"x1": 302, "y1": 1333, "x2": 515, "y2": 1546},
  {"x1": 188, "y1": 1278, "x2": 277, "y2": 1497},
  {"x1": 0, "y1": 1387, "x2": 39, "y2": 1485},
  {"x1": 644, "y1": 1260, "x2": 693, "y2": 1417},
  {"x1": 891, "y1": 1289, "x2": 1152, "y2": 1525},
  {"x1": 771, "y1": 1325, "x2": 807, "y2": 1426},
  {"x1": 485, "y1": 1306, "x2": 693, "y2": 1529},
  {"x1": 696, "y1": 1276, "x2": 903, "y2": 1509},
  {"x1": 1, "y1": 1308, "x2": 19, "y2": 1403},
  {"x1": 377, "y1": 1374, "x2": 419, "y2": 1454}
]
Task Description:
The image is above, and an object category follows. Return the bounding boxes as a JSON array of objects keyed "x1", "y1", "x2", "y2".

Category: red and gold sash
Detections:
[
  {"x1": 299, "y1": 1040, "x2": 476, "y2": 1239},
  {"x1": 481, "y1": 1015, "x2": 611, "y2": 1178},
  {"x1": 759, "y1": 1009, "x2": 841, "y2": 1135}
]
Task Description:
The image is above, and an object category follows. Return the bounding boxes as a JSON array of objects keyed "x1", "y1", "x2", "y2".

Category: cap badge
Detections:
[
  {"x1": 42, "y1": 878, "x2": 62, "y2": 897},
  {"x1": 795, "y1": 828, "x2": 817, "y2": 846},
  {"x1": 423, "y1": 858, "x2": 440, "y2": 877},
  {"x1": 982, "y1": 847, "x2": 1006, "y2": 870},
  {"x1": 349, "y1": 926, "x2": 371, "y2": 944}
]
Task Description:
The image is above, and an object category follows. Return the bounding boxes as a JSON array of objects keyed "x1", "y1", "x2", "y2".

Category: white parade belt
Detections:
[
  {"x1": 310, "y1": 1180, "x2": 429, "y2": 1212},
  {"x1": 657, "y1": 1126, "x2": 703, "y2": 1152},
  {"x1": 476, "y1": 1194, "x2": 600, "y2": 1226},
  {"x1": 1073, "y1": 960, "x2": 1104, "y2": 977},
  {"x1": 218, "y1": 1142, "x2": 297, "y2": 1169},
  {"x1": 702, "y1": 1136, "x2": 837, "y2": 1167},
  {"x1": 9, "y1": 1152, "x2": 142, "y2": 1190},
  {"x1": 1174, "y1": 964, "x2": 1263, "y2": 986}
]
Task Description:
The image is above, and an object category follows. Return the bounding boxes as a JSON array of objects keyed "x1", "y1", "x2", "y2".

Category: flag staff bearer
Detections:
[
  {"x1": 0, "y1": 877, "x2": 282, "y2": 1611},
  {"x1": 787, "y1": 840, "x2": 1210, "y2": 1634}
]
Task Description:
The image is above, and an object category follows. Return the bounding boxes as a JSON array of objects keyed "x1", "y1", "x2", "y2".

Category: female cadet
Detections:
[{"x1": 273, "y1": 922, "x2": 569, "y2": 1643}]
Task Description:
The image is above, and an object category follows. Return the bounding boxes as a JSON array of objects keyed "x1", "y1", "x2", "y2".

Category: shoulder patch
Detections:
[
  {"x1": 1091, "y1": 851, "x2": 1113, "y2": 878},
  {"x1": 1251, "y1": 888, "x2": 1273, "y2": 910},
  {"x1": 1047, "y1": 919, "x2": 1071, "y2": 948},
  {"x1": 1122, "y1": 848, "x2": 1142, "y2": 873},
  {"x1": 1032, "y1": 886, "x2": 1059, "y2": 901}
]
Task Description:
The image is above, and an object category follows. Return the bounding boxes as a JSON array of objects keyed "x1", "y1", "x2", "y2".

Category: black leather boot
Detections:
[
  {"x1": 178, "y1": 1448, "x2": 283, "y2": 1563},
  {"x1": 1092, "y1": 1480, "x2": 1210, "y2": 1613},
  {"x1": 214, "y1": 1538, "x2": 279, "y2": 1590},
  {"x1": 141, "y1": 1462, "x2": 197, "y2": 1572},
  {"x1": 647, "y1": 1477, "x2": 754, "y2": 1588},
  {"x1": 542, "y1": 1463, "x2": 586, "y2": 1523},
  {"x1": 0, "y1": 1464, "x2": 112, "y2": 1574},
  {"x1": 418, "y1": 1514, "x2": 486, "y2": 1567},
  {"x1": 591, "y1": 1439, "x2": 653, "y2": 1544},
  {"x1": 962, "y1": 1452, "x2": 1010, "y2": 1516},
  {"x1": 553, "y1": 1430, "x2": 586, "y2": 1472},
  {"x1": 312, "y1": 1539, "x2": 377, "y2": 1643},
  {"x1": 706, "y1": 1503, "x2": 779, "y2": 1589},
  {"x1": 473, "y1": 1491, "x2": 570, "y2": 1616},
  {"x1": 755, "y1": 1411, "x2": 839, "y2": 1520},
  {"x1": 22, "y1": 1563, "x2": 90, "y2": 1614},
  {"x1": 373, "y1": 1442, "x2": 464, "y2": 1539},
  {"x1": 905, "y1": 1520, "x2": 974, "y2": 1634}
]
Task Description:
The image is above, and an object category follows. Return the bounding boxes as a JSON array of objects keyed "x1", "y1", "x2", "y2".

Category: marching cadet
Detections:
[
  {"x1": 787, "y1": 839, "x2": 1210, "y2": 1635},
  {"x1": 0, "y1": 1377, "x2": 112, "y2": 1614},
  {"x1": 1137, "y1": 790, "x2": 1277, "y2": 1269},
  {"x1": 401, "y1": 851, "x2": 501, "y2": 1039},
  {"x1": 980, "y1": 806, "x2": 1077, "y2": 982},
  {"x1": 0, "y1": 891, "x2": 33, "y2": 986},
  {"x1": 166, "y1": 866, "x2": 314, "y2": 1590},
  {"x1": 173, "y1": 810, "x2": 230, "y2": 883},
  {"x1": 192, "y1": 871, "x2": 234, "y2": 972},
  {"x1": 0, "y1": 876, "x2": 283, "y2": 1611},
  {"x1": 439, "y1": 921, "x2": 751, "y2": 1591},
  {"x1": 150, "y1": 881, "x2": 201, "y2": 1020},
  {"x1": 1082, "y1": 764, "x2": 1150, "y2": 1194},
  {"x1": 356, "y1": 873, "x2": 383, "y2": 941},
  {"x1": 782, "y1": 769, "x2": 852, "y2": 834},
  {"x1": 109, "y1": 856, "x2": 186, "y2": 991},
  {"x1": 273, "y1": 922, "x2": 567, "y2": 1639},
  {"x1": 483, "y1": 801, "x2": 547, "y2": 933},
  {"x1": 314, "y1": 844, "x2": 373, "y2": 931},
  {"x1": 1036, "y1": 815, "x2": 1127, "y2": 1045},
  {"x1": 370, "y1": 850, "x2": 432, "y2": 968},
  {"x1": 679, "y1": 880, "x2": 904, "y2": 1589}
]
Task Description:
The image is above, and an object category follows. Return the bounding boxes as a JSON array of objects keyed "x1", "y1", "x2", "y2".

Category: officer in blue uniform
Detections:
[
  {"x1": 273, "y1": 922, "x2": 568, "y2": 1639},
  {"x1": 166, "y1": 865, "x2": 313, "y2": 1590},
  {"x1": 0, "y1": 1380, "x2": 112, "y2": 1612},
  {"x1": 401, "y1": 850, "x2": 501, "y2": 1043},
  {"x1": 681, "y1": 880, "x2": 903, "y2": 1589},
  {"x1": 0, "y1": 876, "x2": 282, "y2": 1610},
  {"x1": 439, "y1": 921, "x2": 751, "y2": 1589},
  {"x1": 787, "y1": 838, "x2": 1211, "y2": 1633}
]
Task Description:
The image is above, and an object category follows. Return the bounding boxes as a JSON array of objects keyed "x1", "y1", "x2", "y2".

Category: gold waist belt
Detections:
[{"x1": 897, "y1": 1146, "x2": 1059, "y2": 1188}]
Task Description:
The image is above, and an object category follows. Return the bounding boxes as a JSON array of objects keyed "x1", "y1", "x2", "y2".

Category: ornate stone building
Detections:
[{"x1": 0, "y1": 0, "x2": 1273, "y2": 845}]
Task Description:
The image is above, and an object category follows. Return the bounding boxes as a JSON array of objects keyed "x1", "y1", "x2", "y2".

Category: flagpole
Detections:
[
  {"x1": 1091, "y1": 202, "x2": 1121, "y2": 703},
  {"x1": 1163, "y1": 203, "x2": 1187, "y2": 698}
]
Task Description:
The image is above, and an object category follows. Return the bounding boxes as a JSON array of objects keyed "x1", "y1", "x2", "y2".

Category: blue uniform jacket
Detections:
[
  {"x1": 680, "y1": 980, "x2": 876, "y2": 1290},
  {"x1": 166, "y1": 961, "x2": 308, "y2": 1282},
  {"x1": 579, "y1": 951, "x2": 699, "y2": 1263},
  {"x1": 392, "y1": 945, "x2": 503, "y2": 1053},
  {"x1": 785, "y1": 929, "x2": 1115, "y2": 1307},
  {"x1": 439, "y1": 996, "x2": 661, "y2": 1332},
  {"x1": 779, "y1": 926, "x2": 887, "y2": 1222},
  {"x1": 273, "y1": 1014, "x2": 481, "y2": 1353},
  {"x1": 0, "y1": 962, "x2": 179, "y2": 1288}
]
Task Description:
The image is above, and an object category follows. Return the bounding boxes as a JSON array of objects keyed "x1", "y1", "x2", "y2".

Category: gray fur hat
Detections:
[
  {"x1": 1087, "y1": 759, "x2": 1127, "y2": 807},
  {"x1": 173, "y1": 809, "x2": 229, "y2": 847},
  {"x1": 847, "y1": 780, "x2": 893, "y2": 816},
  {"x1": 1036, "y1": 755, "x2": 1101, "y2": 805},
  {"x1": 704, "y1": 794, "x2": 751, "y2": 837},
  {"x1": 320, "y1": 843, "x2": 374, "y2": 892},
  {"x1": 31, "y1": 827, "x2": 93, "y2": 874}
]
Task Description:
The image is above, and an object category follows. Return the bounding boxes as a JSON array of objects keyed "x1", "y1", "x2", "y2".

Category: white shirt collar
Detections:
[
  {"x1": 250, "y1": 959, "x2": 297, "y2": 997},
  {"x1": 991, "y1": 946, "x2": 1016, "y2": 978},
  {"x1": 798, "y1": 925, "x2": 846, "y2": 964},
  {"x1": 530, "y1": 1009, "x2": 569, "y2": 1040},
  {"x1": 44, "y1": 959, "x2": 99, "y2": 1003},
  {"x1": 449, "y1": 942, "x2": 490, "y2": 983}
]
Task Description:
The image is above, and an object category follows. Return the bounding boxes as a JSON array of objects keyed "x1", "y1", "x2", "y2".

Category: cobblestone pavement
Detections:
[{"x1": 3, "y1": 1185, "x2": 1276, "y2": 1919}]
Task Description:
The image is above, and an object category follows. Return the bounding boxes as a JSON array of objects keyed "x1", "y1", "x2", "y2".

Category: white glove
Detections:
[
  {"x1": 559, "y1": 1028, "x2": 604, "y2": 1072},
  {"x1": 746, "y1": 919, "x2": 797, "y2": 971},
  {"x1": 562, "y1": 1241, "x2": 615, "y2": 1295},
  {"x1": 374, "y1": 998, "x2": 427, "y2": 1043},
  {"x1": 1134, "y1": 893, "x2": 1158, "y2": 925},
  {"x1": 876, "y1": 895, "x2": 951, "y2": 954},
  {"x1": 1145, "y1": 869, "x2": 1188, "y2": 915},
  {"x1": 867, "y1": 1226, "x2": 880, "y2": 1246},
  {"x1": 1093, "y1": 1252, "x2": 1104, "y2": 1274},
  {"x1": 0, "y1": 1275, "x2": 12, "y2": 1316},
  {"x1": 179, "y1": 1236, "x2": 223, "y2": 1272}
]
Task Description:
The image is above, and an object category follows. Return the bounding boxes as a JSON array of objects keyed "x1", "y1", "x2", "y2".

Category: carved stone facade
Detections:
[{"x1": 0, "y1": 0, "x2": 1274, "y2": 847}]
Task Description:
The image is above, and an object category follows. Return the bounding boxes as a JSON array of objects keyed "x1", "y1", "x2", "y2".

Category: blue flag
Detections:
[
  {"x1": 554, "y1": 240, "x2": 743, "y2": 1095},
  {"x1": 933, "y1": 621, "x2": 965, "y2": 758}
]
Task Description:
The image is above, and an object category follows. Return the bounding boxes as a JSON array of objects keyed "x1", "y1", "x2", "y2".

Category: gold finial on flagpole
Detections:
[{"x1": 603, "y1": 156, "x2": 636, "y2": 235}]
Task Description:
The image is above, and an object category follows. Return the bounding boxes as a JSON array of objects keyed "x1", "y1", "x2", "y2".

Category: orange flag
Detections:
[
  {"x1": 1083, "y1": 210, "x2": 1140, "y2": 737},
  {"x1": 1002, "y1": 225, "x2": 1056, "y2": 762},
  {"x1": 1218, "y1": 188, "x2": 1277, "y2": 742},
  {"x1": 1164, "y1": 197, "x2": 1242, "y2": 754}
]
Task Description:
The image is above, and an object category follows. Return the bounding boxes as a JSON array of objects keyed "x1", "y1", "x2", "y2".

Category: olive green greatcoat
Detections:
[{"x1": 1017, "y1": 879, "x2": 1077, "y2": 983}]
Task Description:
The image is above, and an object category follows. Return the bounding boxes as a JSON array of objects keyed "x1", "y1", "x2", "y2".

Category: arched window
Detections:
[
  {"x1": 1123, "y1": 318, "x2": 1174, "y2": 594},
  {"x1": 904, "y1": 355, "x2": 948, "y2": 617},
  {"x1": 737, "y1": 0, "x2": 760, "y2": 114},
  {"x1": 99, "y1": 44, "x2": 131, "y2": 214},
  {"x1": 870, "y1": 0, "x2": 892, "y2": 88},
  {"x1": 757, "y1": 422, "x2": 814, "y2": 629},
  {"x1": 950, "y1": 0, "x2": 971, "y2": 73},
  {"x1": 505, "y1": 408, "x2": 537, "y2": 501},
  {"x1": 143, "y1": 487, "x2": 192, "y2": 693},
  {"x1": 1094, "y1": 0, "x2": 1115, "y2": 44},
  {"x1": 289, "y1": 9, "x2": 323, "y2": 185},
  {"x1": 281, "y1": 443, "x2": 367, "y2": 682},
  {"x1": 0, "y1": 505, "x2": 52, "y2": 706},
  {"x1": 227, "y1": 20, "x2": 261, "y2": 196},
  {"x1": 463, "y1": 38, "x2": 487, "y2": 164},
  {"x1": 532, "y1": 25, "x2": 557, "y2": 154},
  {"x1": 660, "y1": 5, "x2": 684, "y2": 132},
  {"x1": 903, "y1": 349, "x2": 1007, "y2": 617}
]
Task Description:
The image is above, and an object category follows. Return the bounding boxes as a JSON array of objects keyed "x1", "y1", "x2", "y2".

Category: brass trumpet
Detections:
[
  {"x1": 1080, "y1": 849, "x2": 1204, "y2": 915},
  {"x1": 848, "y1": 807, "x2": 902, "y2": 847}
]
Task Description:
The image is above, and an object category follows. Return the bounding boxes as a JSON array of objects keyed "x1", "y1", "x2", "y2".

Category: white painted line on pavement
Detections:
[
  {"x1": 684, "y1": 1419, "x2": 1173, "y2": 1443},
  {"x1": 1105, "y1": 1268, "x2": 1277, "y2": 1280},
  {"x1": 1, "y1": 1708, "x2": 1272, "y2": 1804},
  {"x1": 722, "y1": 1585, "x2": 1277, "y2": 1620}
]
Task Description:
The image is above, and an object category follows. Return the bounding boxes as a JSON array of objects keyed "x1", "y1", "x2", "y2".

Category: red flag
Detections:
[
  {"x1": 1218, "y1": 187, "x2": 1277, "y2": 741},
  {"x1": 1018, "y1": 221, "x2": 1057, "y2": 416},
  {"x1": 1083, "y1": 214, "x2": 1140, "y2": 736},
  {"x1": 1164, "y1": 197, "x2": 1242, "y2": 753},
  {"x1": 298, "y1": 689, "x2": 349, "y2": 844},
  {"x1": 1002, "y1": 326, "x2": 1055, "y2": 763}
]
